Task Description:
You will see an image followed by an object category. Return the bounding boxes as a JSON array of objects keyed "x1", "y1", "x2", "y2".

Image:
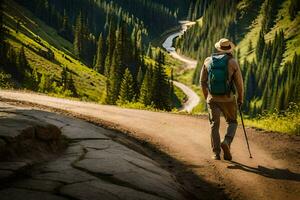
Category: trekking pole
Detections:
[{"x1": 238, "y1": 105, "x2": 253, "y2": 158}]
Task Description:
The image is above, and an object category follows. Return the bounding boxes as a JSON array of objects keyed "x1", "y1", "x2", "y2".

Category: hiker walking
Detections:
[{"x1": 200, "y1": 38, "x2": 244, "y2": 161}]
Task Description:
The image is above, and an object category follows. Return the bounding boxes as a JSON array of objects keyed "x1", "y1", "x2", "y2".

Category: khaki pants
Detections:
[{"x1": 207, "y1": 101, "x2": 238, "y2": 155}]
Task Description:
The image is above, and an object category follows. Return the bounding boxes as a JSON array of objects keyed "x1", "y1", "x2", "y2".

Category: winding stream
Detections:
[{"x1": 162, "y1": 21, "x2": 200, "y2": 113}]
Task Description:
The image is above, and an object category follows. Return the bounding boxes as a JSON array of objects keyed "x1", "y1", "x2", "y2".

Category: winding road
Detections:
[
  {"x1": 162, "y1": 21, "x2": 200, "y2": 113},
  {"x1": 0, "y1": 90, "x2": 299, "y2": 200},
  {"x1": 0, "y1": 20, "x2": 299, "y2": 200}
]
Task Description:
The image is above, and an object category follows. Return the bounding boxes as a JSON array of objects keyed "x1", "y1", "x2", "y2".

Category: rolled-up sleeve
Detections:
[
  {"x1": 200, "y1": 64, "x2": 208, "y2": 89},
  {"x1": 231, "y1": 60, "x2": 244, "y2": 103}
]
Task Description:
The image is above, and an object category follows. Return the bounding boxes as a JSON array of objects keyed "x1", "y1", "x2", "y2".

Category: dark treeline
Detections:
[
  {"x1": 13, "y1": 0, "x2": 192, "y2": 67},
  {"x1": 103, "y1": 23, "x2": 174, "y2": 110},
  {"x1": 187, "y1": 0, "x2": 210, "y2": 21},
  {"x1": 244, "y1": 31, "x2": 300, "y2": 114},
  {"x1": 176, "y1": 0, "x2": 300, "y2": 115},
  {"x1": 13, "y1": 0, "x2": 190, "y2": 44}
]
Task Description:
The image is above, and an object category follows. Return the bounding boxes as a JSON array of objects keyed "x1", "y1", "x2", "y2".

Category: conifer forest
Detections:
[{"x1": 0, "y1": 0, "x2": 299, "y2": 124}]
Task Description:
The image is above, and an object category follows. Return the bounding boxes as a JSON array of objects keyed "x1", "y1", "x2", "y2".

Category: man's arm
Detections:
[
  {"x1": 200, "y1": 64, "x2": 209, "y2": 100},
  {"x1": 231, "y1": 59, "x2": 244, "y2": 105}
]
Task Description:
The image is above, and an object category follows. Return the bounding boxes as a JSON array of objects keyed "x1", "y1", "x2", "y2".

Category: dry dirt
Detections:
[{"x1": 0, "y1": 90, "x2": 299, "y2": 200}]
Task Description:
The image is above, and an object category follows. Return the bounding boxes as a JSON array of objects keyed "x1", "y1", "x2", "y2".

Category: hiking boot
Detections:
[
  {"x1": 221, "y1": 141, "x2": 232, "y2": 161},
  {"x1": 212, "y1": 154, "x2": 221, "y2": 160}
]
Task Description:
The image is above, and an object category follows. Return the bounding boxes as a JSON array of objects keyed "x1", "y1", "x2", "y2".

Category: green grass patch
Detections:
[
  {"x1": 173, "y1": 85, "x2": 187, "y2": 108},
  {"x1": 245, "y1": 103, "x2": 300, "y2": 135}
]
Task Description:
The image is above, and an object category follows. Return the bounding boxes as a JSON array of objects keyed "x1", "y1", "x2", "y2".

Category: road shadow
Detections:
[
  {"x1": 228, "y1": 161, "x2": 300, "y2": 182},
  {"x1": 0, "y1": 104, "x2": 230, "y2": 200}
]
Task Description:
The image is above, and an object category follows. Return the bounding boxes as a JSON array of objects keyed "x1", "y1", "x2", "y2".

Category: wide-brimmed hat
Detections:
[{"x1": 215, "y1": 38, "x2": 235, "y2": 53}]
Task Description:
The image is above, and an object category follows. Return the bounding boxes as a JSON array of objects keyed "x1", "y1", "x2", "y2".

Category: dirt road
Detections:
[
  {"x1": 173, "y1": 81, "x2": 200, "y2": 113},
  {"x1": 162, "y1": 21, "x2": 197, "y2": 69},
  {"x1": 0, "y1": 90, "x2": 299, "y2": 200},
  {"x1": 162, "y1": 21, "x2": 200, "y2": 113}
]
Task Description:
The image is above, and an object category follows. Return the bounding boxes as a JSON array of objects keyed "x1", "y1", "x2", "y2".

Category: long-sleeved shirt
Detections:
[{"x1": 200, "y1": 55, "x2": 244, "y2": 103}]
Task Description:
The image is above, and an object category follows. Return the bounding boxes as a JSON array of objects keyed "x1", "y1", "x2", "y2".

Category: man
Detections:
[{"x1": 200, "y1": 38, "x2": 244, "y2": 161}]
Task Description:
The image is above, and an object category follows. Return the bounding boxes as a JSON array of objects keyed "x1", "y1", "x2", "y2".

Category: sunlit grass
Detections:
[
  {"x1": 4, "y1": 4, "x2": 107, "y2": 102},
  {"x1": 245, "y1": 103, "x2": 300, "y2": 135}
]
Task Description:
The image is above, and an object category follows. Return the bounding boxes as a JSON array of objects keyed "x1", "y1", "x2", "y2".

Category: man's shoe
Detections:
[
  {"x1": 212, "y1": 154, "x2": 221, "y2": 160},
  {"x1": 221, "y1": 142, "x2": 232, "y2": 161}
]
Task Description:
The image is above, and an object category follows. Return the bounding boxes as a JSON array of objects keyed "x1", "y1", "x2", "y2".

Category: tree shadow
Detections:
[{"x1": 228, "y1": 161, "x2": 300, "y2": 182}]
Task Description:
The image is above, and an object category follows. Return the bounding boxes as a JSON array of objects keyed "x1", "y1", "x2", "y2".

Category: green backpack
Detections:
[{"x1": 207, "y1": 54, "x2": 231, "y2": 95}]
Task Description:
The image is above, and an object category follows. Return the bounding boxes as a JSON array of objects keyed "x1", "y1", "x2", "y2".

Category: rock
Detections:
[
  {"x1": 33, "y1": 168, "x2": 97, "y2": 184},
  {"x1": 40, "y1": 154, "x2": 79, "y2": 171},
  {"x1": 0, "y1": 121, "x2": 35, "y2": 141},
  {"x1": 0, "y1": 114, "x2": 60, "y2": 142},
  {"x1": 79, "y1": 139, "x2": 112, "y2": 150},
  {"x1": 64, "y1": 144, "x2": 83, "y2": 156},
  {"x1": 0, "y1": 188, "x2": 67, "y2": 200},
  {"x1": 0, "y1": 161, "x2": 28, "y2": 171},
  {"x1": 0, "y1": 104, "x2": 185, "y2": 200},
  {"x1": 61, "y1": 125, "x2": 109, "y2": 140},
  {"x1": 60, "y1": 180, "x2": 166, "y2": 200},
  {"x1": 0, "y1": 138, "x2": 6, "y2": 152},
  {"x1": 12, "y1": 179, "x2": 63, "y2": 192},
  {"x1": 75, "y1": 149, "x2": 183, "y2": 200},
  {"x1": 35, "y1": 124, "x2": 61, "y2": 141},
  {"x1": 0, "y1": 169, "x2": 14, "y2": 180}
]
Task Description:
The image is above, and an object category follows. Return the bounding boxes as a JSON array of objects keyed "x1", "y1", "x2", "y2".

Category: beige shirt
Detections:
[{"x1": 200, "y1": 55, "x2": 244, "y2": 103}]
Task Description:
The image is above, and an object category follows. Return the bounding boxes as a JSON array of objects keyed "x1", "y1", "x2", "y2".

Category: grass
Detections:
[
  {"x1": 173, "y1": 85, "x2": 187, "y2": 107},
  {"x1": 3, "y1": 0, "x2": 106, "y2": 102},
  {"x1": 245, "y1": 103, "x2": 300, "y2": 135}
]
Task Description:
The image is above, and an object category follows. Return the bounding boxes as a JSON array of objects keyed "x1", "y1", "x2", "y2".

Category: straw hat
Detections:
[{"x1": 215, "y1": 38, "x2": 235, "y2": 53}]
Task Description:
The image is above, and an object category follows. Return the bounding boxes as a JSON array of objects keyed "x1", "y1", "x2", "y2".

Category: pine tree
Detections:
[
  {"x1": 139, "y1": 68, "x2": 152, "y2": 106},
  {"x1": 59, "y1": 9, "x2": 72, "y2": 41},
  {"x1": 136, "y1": 65, "x2": 144, "y2": 88},
  {"x1": 256, "y1": 30, "x2": 265, "y2": 61},
  {"x1": 289, "y1": 0, "x2": 300, "y2": 20},
  {"x1": 73, "y1": 12, "x2": 95, "y2": 66},
  {"x1": 94, "y1": 33, "x2": 106, "y2": 74},
  {"x1": 104, "y1": 21, "x2": 116, "y2": 76},
  {"x1": 0, "y1": 0, "x2": 3, "y2": 42},
  {"x1": 38, "y1": 74, "x2": 50, "y2": 92},
  {"x1": 74, "y1": 12, "x2": 83, "y2": 59},
  {"x1": 105, "y1": 29, "x2": 123, "y2": 104},
  {"x1": 118, "y1": 68, "x2": 135, "y2": 104},
  {"x1": 17, "y1": 46, "x2": 31, "y2": 81},
  {"x1": 18, "y1": 46, "x2": 29, "y2": 70},
  {"x1": 67, "y1": 74, "x2": 77, "y2": 97},
  {"x1": 247, "y1": 40, "x2": 253, "y2": 53},
  {"x1": 31, "y1": 67, "x2": 40, "y2": 91},
  {"x1": 151, "y1": 50, "x2": 171, "y2": 110}
]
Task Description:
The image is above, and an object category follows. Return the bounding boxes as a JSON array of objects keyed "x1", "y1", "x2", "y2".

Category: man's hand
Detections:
[{"x1": 237, "y1": 99, "x2": 243, "y2": 108}]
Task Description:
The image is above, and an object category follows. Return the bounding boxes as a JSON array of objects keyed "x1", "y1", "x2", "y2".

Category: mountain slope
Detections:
[
  {"x1": 237, "y1": 0, "x2": 300, "y2": 64},
  {"x1": 175, "y1": 0, "x2": 300, "y2": 115},
  {"x1": 2, "y1": 0, "x2": 106, "y2": 101}
]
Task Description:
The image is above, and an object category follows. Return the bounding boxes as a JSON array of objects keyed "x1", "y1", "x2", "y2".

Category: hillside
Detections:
[
  {"x1": 2, "y1": 0, "x2": 106, "y2": 101},
  {"x1": 175, "y1": 0, "x2": 300, "y2": 116},
  {"x1": 0, "y1": 0, "x2": 189, "y2": 111}
]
